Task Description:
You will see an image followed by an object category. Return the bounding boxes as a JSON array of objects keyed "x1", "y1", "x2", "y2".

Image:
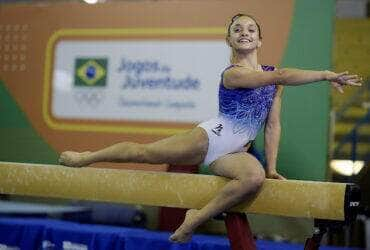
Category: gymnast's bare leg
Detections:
[
  {"x1": 169, "y1": 152, "x2": 265, "y2": 243},
  {"x1": 59, "y1": 127, "x2": 209, "y2": 167},
  {"x1": 59, "y1": 130, "x2": 264, "y2": 243}
]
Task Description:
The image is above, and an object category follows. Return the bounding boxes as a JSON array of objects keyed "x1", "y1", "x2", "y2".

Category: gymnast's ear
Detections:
[
  {"x1": 226, "y1": 37, "x2": 231, "y2": 47},
  {"x1": 257, "y1": 40, "x2": 262, "y2": 48}
]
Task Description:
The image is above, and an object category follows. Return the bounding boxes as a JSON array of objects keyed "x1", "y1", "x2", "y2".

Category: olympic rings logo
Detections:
[{"x1": 73, "y1": 91, "x2": 104, "y2": 107}]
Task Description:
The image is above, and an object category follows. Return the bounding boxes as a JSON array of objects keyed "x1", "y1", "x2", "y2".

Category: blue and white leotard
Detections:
[{"x1": 197, "y1": 65, "x2": 277, "y2": 165}]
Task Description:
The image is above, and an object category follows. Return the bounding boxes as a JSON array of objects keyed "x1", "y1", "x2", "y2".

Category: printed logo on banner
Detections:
[
  {"x1": 72, "y1": 58, "x2": 107, "y2": 107},
  {"x1": 51, "y1": 40, "x2": 224, "y2": 125},
  {"x1": 74, "y1": 58, "x2": 108, "y2": 87}
]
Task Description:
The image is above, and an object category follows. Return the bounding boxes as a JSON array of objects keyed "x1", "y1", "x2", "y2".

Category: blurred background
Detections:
[{"x1": 0, "y1": 0, "x2": 369, "y2": 249}]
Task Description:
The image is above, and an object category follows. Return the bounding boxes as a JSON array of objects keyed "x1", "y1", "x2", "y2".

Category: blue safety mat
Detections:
[{"x1": 0, "y1": 217, "x2": 363, "y2": 250}]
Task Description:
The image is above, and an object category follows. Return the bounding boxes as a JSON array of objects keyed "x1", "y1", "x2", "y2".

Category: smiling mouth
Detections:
[{"x1": 238, "y1": 39, "x2": 252, "y2": 43}]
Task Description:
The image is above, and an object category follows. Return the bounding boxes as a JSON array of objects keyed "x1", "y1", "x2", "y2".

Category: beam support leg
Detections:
[{"x1": 225, "y1": 212, "x2": 256, "y2": 250}]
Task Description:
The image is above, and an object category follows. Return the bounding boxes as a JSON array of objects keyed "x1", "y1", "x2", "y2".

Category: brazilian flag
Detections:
[{"x1": 74, "y1": 58, "x2": 107, "y2": 87}]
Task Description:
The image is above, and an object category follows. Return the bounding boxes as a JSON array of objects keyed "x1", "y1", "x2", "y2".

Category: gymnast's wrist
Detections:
[
  {"x1": 323, "y1": 70, "x2": 331, "y2": 81},
  {"x1": 265, "y1": 167, "x2": 277, "y2": 174}
]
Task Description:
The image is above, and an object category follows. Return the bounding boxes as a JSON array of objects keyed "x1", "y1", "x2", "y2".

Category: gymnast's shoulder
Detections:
[{"x1": 223, "y1": 64, "x2": 283, "y2": 89}]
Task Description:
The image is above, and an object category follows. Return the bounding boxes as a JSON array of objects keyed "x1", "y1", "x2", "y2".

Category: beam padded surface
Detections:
[{"x1": 0, "y1": 162, "x2": 346, "y2": 220}]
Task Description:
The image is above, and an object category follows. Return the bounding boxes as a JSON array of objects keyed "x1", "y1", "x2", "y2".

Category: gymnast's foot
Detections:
[
  {"x1": 58, "y1": 151, "x2": 91, "y2": 168},
  {"x1": 169, "y1": 209, "x2": 200, "y2": 243}
]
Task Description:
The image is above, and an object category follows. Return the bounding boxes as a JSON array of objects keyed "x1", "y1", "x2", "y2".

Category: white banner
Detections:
[{"x1": 52, "y1": 40, "x2": 229, "y2": 123}]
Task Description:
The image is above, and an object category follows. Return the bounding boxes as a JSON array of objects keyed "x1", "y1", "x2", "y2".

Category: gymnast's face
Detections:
[{"x1": 227, "y1": 16, "x2": 262, "y2": 51}]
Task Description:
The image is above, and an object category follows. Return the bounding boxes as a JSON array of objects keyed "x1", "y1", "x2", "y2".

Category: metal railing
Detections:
[{"x1": 333, "y1": 109, "x2": 370, "y2": 161}]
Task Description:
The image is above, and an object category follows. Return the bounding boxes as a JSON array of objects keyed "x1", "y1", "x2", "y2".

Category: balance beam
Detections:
[{"x1": 0, "y1": 161, "x2": 359, "y2": 221}]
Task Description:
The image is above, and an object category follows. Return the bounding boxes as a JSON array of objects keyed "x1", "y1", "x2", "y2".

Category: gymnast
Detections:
[{"x1": 59, "y1": 14, "x2": 362, "y2": 243}]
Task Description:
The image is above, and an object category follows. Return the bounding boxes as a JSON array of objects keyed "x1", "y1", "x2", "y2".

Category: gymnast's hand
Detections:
[
  {"x1": 58, "y1": 151, "x2": 91, "y2": 168},
  {"x1": 266, "y1": 170, "x2": 286, "y2": 180},
  {"x1": 325, "y1": 70, "x2": 363, "y2": 93}
]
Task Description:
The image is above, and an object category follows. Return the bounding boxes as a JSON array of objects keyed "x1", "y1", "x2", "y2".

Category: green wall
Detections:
[
  {"x1": 256, "y1": 0, "x2": 335, "y2": 181},
  {"x1": 0, "y1": 81, "x2": 58, "y2": 163}
]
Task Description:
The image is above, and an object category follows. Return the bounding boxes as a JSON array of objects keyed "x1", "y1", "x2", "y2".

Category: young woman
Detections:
[{"x1": 59, "y1": 14, "x2": 362, "y2": 243}]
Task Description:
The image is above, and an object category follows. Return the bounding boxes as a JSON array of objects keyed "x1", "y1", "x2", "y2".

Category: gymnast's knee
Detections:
[
  {"x1": 120, "y1": 142, "x2": 148, "y2": 163},
  {"x1": 238, "y1": 168, "x2": 265, "y2": 195},
  {"x1": 139, "y1": 144, "x2": 165, "y2": 164}
]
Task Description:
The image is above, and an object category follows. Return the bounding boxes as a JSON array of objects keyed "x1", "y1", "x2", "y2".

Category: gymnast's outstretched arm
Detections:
[{"x1": 223, "y1": 66, "x2": 363, "y2": 90}]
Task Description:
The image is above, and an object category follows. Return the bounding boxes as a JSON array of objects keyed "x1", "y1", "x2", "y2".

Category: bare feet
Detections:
[
  {"x1": 58, "y1": 151, "x2": 91, "y2": 168},
  {"x1": 169, "y1": 209, "x2": 200, "y2": 243}
]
